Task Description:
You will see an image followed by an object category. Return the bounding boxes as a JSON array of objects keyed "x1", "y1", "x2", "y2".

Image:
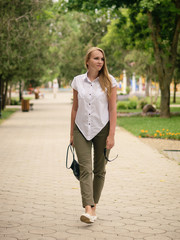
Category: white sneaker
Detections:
[
  {"x1": 80, "y1": 213, "x2": 94, "y2": 224},
  {"x1": 92, "y1": 215, "x2": 97, "y2": 221}
]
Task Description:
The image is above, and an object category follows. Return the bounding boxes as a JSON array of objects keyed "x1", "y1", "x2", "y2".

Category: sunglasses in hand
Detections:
[{"x1": 104, "y1": 148, "x2": 118, "y2": 162}]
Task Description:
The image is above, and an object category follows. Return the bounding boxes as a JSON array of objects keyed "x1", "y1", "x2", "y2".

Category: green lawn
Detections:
[
  {"x1": 117, "y1": 115, "x2": 180, "y2": 138},
  {"x1": 0, "y1": 108, "x2": 19, "y2": 125},
  {"x1": 170, "y1": 107, "x2": 180, "y2": 112},
  {"x1": 170, "y1": 96, "x2": 180, "y2": 104},
  {"x1": 143, "y1": 96, "x2": 180, "y2": 105}
]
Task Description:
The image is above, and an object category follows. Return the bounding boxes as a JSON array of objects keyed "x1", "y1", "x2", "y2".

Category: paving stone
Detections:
[
  {"x1": 67, "y1": 236, "x2": 95, "y2": 240},
  {"x1": 0, "y1": 238, "x2": 18, "y2": 240},
  {"x1": 144, "y1": 235, "x2": 171, "y2": 240},
  {"x1": 28, "y1": 237, "x2": 57, "y2": 240},
  {"x1": 139, "y1": 227, "x2": 166, "y2": 234},
  {"x1": 0, "y1": 92, "x2": 180, "y2": 240},
  {"x1": 28, "y1": 227, "x2": 57, "y2": 235}
]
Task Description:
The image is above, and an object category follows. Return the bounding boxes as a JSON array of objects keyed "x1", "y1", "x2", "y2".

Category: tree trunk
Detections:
[
  {"x1": 173, "y1": 80, "x2": 177, "y2": 103},
  {"x1": 2, "y1": 79, "x2": 8, "y2": 110},
  {"x1": 19, "y1": 80, "x2": 23, "y2": 101},
  {"x1": 160, "y1": 83, "x2": 170, "y2": 118},
  {"x1": 1, "y1": 79, "x2": 5, "y2": 110},
  {"x1": 0, "y1": 75, "x2": 2, "y2": 118},
  {"x1": 57, "y1": 77, "x2": 61, "y2": 88},
  {"x1": 7, "y1": 81, "x2": 12, "y2": 105},
  {"x1": 150, "y1": 79, "x2": 154, "y2": 104},
  {"x1": 147, "y1": 10, "x2": 180, "y2": 118}
]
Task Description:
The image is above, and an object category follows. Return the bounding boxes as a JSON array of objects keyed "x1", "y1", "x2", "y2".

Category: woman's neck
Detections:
[{"x1": 87, "y1": 70, "x2": 99, "y2": 82}]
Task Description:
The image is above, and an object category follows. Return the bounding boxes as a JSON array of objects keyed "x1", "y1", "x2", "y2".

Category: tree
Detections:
[
  {"x1": 99, "y1": 12, "x2": 157, "y2": 97},
  {"x1": 0, "y1": 0, "x2": 53, "y2": 109},
  {"x1": 173, "y1": 41, "x2": 180, "y2": 103},
  {"x1": 50, "y1": 10, "x2": 109, "y2": 84},
  {"x1": 60, "y1": 0, "x2": 180, "y2": 118}
]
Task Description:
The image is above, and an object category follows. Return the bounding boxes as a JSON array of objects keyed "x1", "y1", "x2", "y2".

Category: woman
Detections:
[{"x1": 70, "y1": 47, "x2": 117, "y2": 224}]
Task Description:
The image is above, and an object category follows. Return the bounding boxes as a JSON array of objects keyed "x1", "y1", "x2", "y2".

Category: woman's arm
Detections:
[
  {"x1": 106, "y1": 86, "x2": 117, "y2": 149},
  {"x1": 70, "y1": 89, "x2": 78, "y2": 145}
]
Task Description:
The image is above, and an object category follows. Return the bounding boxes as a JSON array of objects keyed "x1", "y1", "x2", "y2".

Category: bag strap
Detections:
[{"x1": 66, "y1": 144, "x2": 75, "y2": 169}]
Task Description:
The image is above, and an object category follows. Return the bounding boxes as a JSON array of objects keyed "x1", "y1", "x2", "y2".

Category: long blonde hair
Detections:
[{"x1": 85, "y1": 47, "x2": 112, "y2": 98}]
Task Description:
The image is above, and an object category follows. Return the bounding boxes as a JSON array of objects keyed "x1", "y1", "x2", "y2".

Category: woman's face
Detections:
[{"x1": 87, "y1": 50, "x2": 104, "y2": 72}]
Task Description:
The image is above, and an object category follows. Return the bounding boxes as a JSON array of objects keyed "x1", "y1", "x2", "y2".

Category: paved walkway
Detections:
[{"x1": 0, "y1": 92, "x2": 180, "y2": 240}]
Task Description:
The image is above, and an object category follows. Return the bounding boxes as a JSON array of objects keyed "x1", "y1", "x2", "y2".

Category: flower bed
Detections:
[{"x1": 139, "y1": 129, "x2": 180, "y2": 140}]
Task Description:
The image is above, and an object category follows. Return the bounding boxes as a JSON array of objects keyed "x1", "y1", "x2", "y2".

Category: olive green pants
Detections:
[{"x1": 73, "y1": 123, "x2": 109, "y2": 208}]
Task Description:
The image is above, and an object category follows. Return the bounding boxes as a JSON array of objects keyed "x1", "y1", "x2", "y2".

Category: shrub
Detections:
[
  {"x1": 117, "y1": 101, "x2": 128, "y2": 110},
  {"x1": 138, "y1": 98, "x2": 148, "y2": 109},
  {"x1": 127, "y1": 100, "x2": 137, "y2": 109},
  {"x1": 128, "y1": 95, "x2": 138, "y2": 102},
  {"x1": 126, "y1": 86, "x2": 130, "y2": 94},
  {"x1": 155, "y1": 102, "x2": 160, "y2": 109},
  {"x1": 11, "y1": 98, "x2": 20, "y2": 105}
]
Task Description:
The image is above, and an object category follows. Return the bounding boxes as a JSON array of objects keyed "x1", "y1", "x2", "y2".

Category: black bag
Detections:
[{"x1": 66, "y1": 144, "x2": 80, "y2": 180}]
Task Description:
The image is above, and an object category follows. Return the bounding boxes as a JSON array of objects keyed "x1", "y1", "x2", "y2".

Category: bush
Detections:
[
  {"x1": 117, "y1": 101, "x2": 128, "y2": 110},
  {"x1": 11, "y1": 98, "x2": 20, "y2": 105},
  {"x1": 129, "y1": 96, "x2": 138, "y2": 101},
  {"x1": 127, "y1": 100, "x2": 137, "y2": 109},
  {"x1": 127, "y1": 96, "x2": 138, "y2": 109},
  {"x1": 155, "y1": 102, "x2": 160, "y2": 109},
  {"x1": 138, "y1": 98, "x2": 148, "y2": 109},
  {"x1": 126, "y1": 86, "x2": 130, "y2": 94}
]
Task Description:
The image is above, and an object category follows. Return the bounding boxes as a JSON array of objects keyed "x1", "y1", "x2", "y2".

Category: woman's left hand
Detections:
[{"x1": 106, "y1": 135, "x2": 115, "y2": 149}]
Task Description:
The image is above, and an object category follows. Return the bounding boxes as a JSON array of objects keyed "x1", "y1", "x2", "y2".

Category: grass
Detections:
[
  {"x1": 141, "y1": 96, "x2": 180, "y2": 105},
  {"x1": 170, "y1": 96, "x2": 180, "y2": 104},
  {"x1": 117, "y1": 115, "x2": 180, "y2": 138},
  {"x1": 170, "y1": 107, "x2": 180, "y2": 112},
  {"x1": 117, "y1": 109, "x2": 142, "y2": 113},
  {"x1": 0, "y1": 108, "x2": 19, "y2": 125},
  {"x1": 117, "y1": 96, "x2": 180, "y2": 113}
]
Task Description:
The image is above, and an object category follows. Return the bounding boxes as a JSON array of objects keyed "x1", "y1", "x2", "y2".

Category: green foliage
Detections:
[
  {"x1": 0, "y1": 0, "x2": 54, "y2": 84},
  {"x1": 117, "y1": 115, "x2": 180, "y2": 139},
  {"x1": 0, "y1": 108, "x2": 19, "y2": 125},
  {"x1": 128, "y1": 96, "x2": 138, "y2": 102},
  {"x1": 126, "y1": 86, "x2": 130, "y2": 94},
  {"x1": 127, "y1": 96, "x2": 138, "y2": 109},
  {"x1": 138, "y1": 98, "x2": 148, "y2": 109},
  {"x1": 60, "y1": 0, "x2": 180, "y2": 118},
  {"x1": 117, "y1": 102, "x2": 128, "y2": 110},
  {"x1": 127, "y1": 100, "x2": 137, "y2": 109},
  {"x1": 54, "y1": 11, "x2": 109, "y2": 83},
  {"x1": 10, "y1": 98, "x2": 20, "y2": 106}
]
